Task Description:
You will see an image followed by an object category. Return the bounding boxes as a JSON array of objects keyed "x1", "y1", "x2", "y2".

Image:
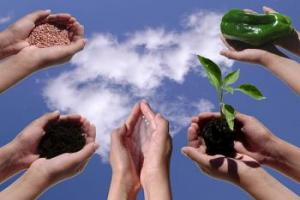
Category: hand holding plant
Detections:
[{"x1": 198, "y1": 55, "x2": 265, "y2": 156}]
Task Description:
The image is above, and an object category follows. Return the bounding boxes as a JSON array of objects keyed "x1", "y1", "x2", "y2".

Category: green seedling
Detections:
[{"x1": 198, "y1": 55, "x2": 265, "y2": 130}]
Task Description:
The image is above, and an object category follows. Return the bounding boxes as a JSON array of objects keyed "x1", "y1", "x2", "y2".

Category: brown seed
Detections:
[{"x1": 28, "y1": 23, "x2": 71, "y2": 48}]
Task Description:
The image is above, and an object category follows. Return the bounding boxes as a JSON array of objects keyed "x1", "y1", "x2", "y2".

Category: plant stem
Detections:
[{"x1": 218, "y1": 87, "x2": 225, "y2": 119}]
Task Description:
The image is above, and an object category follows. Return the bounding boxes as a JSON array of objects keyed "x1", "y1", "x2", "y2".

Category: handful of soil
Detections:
[
  {"x1": 202, "y1": 118, "x2": 236, "y2": 157},
  {"x1": 38, "y1": 120, "x2": 86, "y2": 159},
  {"x1": 28, "y1": 23, "x2": 71, "y2": 48}
]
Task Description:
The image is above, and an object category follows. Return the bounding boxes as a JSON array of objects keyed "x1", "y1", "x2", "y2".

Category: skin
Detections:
[
  {"x1": 0, "y1": 111, "x2": 98, "y2": 199},
  {"x1": 0, "y1": 10, "x2": 85, "y2": 93},
  {"x1": 221, "y1": 6, "x2": 300, "y2": 95},
  {"x1": 108, "y1": 101, "x2": 172, "y2": 200},
  {"x1": 182, "y1": 112, "x2": 299, "y2": 200}
]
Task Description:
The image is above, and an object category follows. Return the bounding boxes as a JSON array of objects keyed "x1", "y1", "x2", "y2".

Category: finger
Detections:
[
  {"x1": 67, "y1": 38, "x2": 86, "y2": 53},
  {"x1": 191, "y1": 116, "x2": 199, "y2": 123},
  {"x1": 68, "y1": 142, "x2": 98, "y2": 163},
  {"x1": 26, "y1": 10, "x2": 51, "y2": 22},
  {"x1": 34, "y1": 111, "x2": 60, "y2": 127},
  {"x1": 154, "y1": 113, "x2": 169, "y2": 136},
  {"x1": 69, "y1": 22, "x2": 84, "y2": 40},
  {"x1": 243, "y1": 9, "x2": 257, "y2": 13},
  {"x1": 86, "y1": 123, "x2": 96, "y2": 143},
  {"x1": 220, "y1": 50, "x2": 244, "y2": 61},
  {"x1": 46, "y1": 13, "x2": 72, "y2": 23},
  {"x1": 181, "y1": 147, "x2": 209, "y2": 167},
  {"x1": 234, "y1": 141, "x2": 248, "y2": 155},
  {"x1": 125, "y1": 102, "x2": 141, "y2": 133},
  {"x1": 235, "y1": 112, "x2": 252, "y2": 124},
  {"x1": 188, "y1": 123, "x2": 199, "y2": 143},
  {"x1": 140, "y1": 100, "x2": 156, "y2": 129},
  {"x1": 59, "y1": 114, "x2": 82, "y2": 122},
  {"x1": 111, "y1": 125, "x2": 127, "y2": 147},
  {"x1": 263, "y1": 6, "x2": 277, "y2": 14}
]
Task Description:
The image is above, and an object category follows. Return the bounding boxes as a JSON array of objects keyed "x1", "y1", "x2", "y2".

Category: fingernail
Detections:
[
  {"x1": 53, "y1": 110, "x2": 60, "y2": 115},
  {"x1": 45, "y1": 9, "x2": 51, "y2": 13},
  {"x1": 181, "y1": 148, "x2": 188, "y2": 157},
  {"x1": 141, "y1": 99, "x2": 148, "y2": 104}
]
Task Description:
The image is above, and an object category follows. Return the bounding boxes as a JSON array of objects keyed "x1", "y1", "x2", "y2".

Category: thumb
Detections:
[
  {"x1": 66, "y1": 38, "x2": 86, "y2": 55},
  {"x1": 220, "y1": 50, "x2": 242, "y2": 61},
  {"x1": 263, "y1": 6, "x2": 277, "y2": 14},
  {"x1": 181, "y1": 147, "x2": 208, "y2": 167},
  {"x1": 26, "y1": 10, "x2": 51, "y2": 22},
  {"x1": 34, "y1": 111, "x2": 60, "y2": 127},
  {"x1": 69, "y1": 143, "x2": 99, "y2": 163}
]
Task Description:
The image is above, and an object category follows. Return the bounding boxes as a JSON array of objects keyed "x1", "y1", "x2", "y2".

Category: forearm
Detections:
[
  {"x1": 0, "y1": 142, "x2": 23, "y2": 183},
  {"x1": 143, "y1": 169, "x2": 172, "y2": 200},
  {"x1": 265, "y1": 137, "x2": 300, "y2": 182},
  {"x1": 262, "y1": 53, "x2": 300, "y2": 95},
  {"x1": 0, "y1": 171, "x2": 49, "y2": 200},
  {"x1": 239, "y1": 169, "x2": 298, "y2": 200},
  {"x1": 0, "y1": 54, "x2": 36, "y2": 93},
  {"x1": 107, "y1": 175, "x2": 139, "y2": 200}
]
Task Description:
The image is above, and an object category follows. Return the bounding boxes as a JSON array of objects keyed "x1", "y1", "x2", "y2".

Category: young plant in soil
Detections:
[
  {"x1": 38, "y1": 120, "x2": 86, "y2": 159},
  {"x1": 198, "y1": 55, "x2": 265, "y2": 157}
]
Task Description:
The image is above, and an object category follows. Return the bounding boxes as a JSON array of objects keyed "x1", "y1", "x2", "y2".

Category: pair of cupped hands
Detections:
[
  {"x1": 0, "y1": 10, "x2": 85, "y2": 69},
  {"x1": 221, "y1": 6, "x2": 300, "y2": 63}
]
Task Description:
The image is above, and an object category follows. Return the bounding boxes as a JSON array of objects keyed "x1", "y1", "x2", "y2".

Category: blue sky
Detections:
[{"x1": 0, "y1": 0, "x2": 299, "y2": 199}]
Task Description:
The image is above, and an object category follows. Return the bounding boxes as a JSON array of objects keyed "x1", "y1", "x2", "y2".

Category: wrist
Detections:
[
  {"x1": 108, "y1": 174, "x2": 139, "y2": 200},
  {"x1": 141, "y1": 166, "x2": 170, "y2": 188},
  {"x1": 0, "y1": 29, "x2": 14, "y2": 49},
  {"x1": 0, "y1": 141, "x2": 23, "y2": 175}
]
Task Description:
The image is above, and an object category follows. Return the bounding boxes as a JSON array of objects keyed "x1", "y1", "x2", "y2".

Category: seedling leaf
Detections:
[
  {"x1": 224, "y1": 85, "x2": 234, "y2": 94},
  {"x1": 236, "y1": 84, "x2": 266, "y2": 100},
  {"x1": 222, "y1": 104, "x2": 236, "y2": 131},
  {"x1": 198, "y1": 55, "x2": 222, "y2": 91},
  {"x1": 223, "y1": 69, "x2": 240, "y2": 86}
]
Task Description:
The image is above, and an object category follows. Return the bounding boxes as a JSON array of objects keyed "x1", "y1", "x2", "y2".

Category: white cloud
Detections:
[
  {"x1": 43, "y1": 10, "x2": 233, "y2": 160},
  {"x1": 0, "y1": 16, "x2": 11, "y2": 24}
]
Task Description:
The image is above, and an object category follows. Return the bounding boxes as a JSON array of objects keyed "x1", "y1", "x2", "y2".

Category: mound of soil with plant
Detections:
[
  {"x1": 28, "y1": 23, "x2": 71, "y2": 48},
  {"x1": 202, "y1": 118, "x2": 236, "y2": 157},
  {"x1": 38, "y1": 121, "x2": 86, "y2": 159}
]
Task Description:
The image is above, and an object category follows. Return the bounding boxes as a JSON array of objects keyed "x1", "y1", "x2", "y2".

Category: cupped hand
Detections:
[
  {"x1": 26, "y1": 115, "x2": 97, "y2": 186},
  {"x1": 220, "y1": 7, "x2": 293, "y2": 64},
  {"x1": 12, "y1": 112, "x2": 96, "y2": 170},
  {"x1": 139, "y1": 101, "x2": 172, "y2": 185},
  {"x1": 109, "y1": 102, "x2": 142, "y2": 193},
  {"x1": 182, "y1": 112, "x2": 261, "y2": 184},
  {"x1": 220, "y1": 36, "x2": 287, "y2": 65},
  {"x1": 0, "y1": 10, "x2": 50, "y2": 59},
  {"x1": 18, "y1": 12, "x2": 85, "y2": 69},
  {"x1": 8, "y1": 11, "x2": 85, "y2": 70}
]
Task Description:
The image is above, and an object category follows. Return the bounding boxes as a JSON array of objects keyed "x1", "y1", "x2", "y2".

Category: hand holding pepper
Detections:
[{"x1": 221, "y1": 6, "x2": 300, "y2": 95}]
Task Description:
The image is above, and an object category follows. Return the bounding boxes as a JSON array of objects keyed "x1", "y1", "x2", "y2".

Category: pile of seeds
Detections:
[{"x1": 28, "y1": 23, "x2": 71, "y2": 48}]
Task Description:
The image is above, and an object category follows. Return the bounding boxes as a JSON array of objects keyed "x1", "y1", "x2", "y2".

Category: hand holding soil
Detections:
[
  {"x1": 182, "y1": 112, "x2": 261, "y2": 184},
  {"x1": 38, "y1": 114, "x2": 96, "y2": 159},
  {"x1": 25, "y1": 114, "x2": 97, "y2": 185}
]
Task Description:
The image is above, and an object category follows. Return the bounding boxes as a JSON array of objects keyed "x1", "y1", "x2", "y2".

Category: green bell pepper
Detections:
[{"x1": 221, "y1": 9, "x2": 294, "y2": 46}]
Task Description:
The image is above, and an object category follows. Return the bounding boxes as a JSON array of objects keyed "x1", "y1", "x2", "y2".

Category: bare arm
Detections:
[
  {"x1": 262, "y1": 53, "x2": 300, "y2": 95},
  {"x1": 264, "y1": 136, "x2": 300, "y2": 182}
]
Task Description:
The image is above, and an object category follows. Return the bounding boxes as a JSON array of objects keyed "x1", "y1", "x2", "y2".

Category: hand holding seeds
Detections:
[{"x1": 13, "y1": 11, "x2": 85, "y2": 70}]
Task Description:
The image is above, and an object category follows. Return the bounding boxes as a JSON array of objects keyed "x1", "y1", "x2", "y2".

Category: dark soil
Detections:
[
  {"x1": 202, "y1": 118, "x2": 236, "y2": 157},
  {"x1": 38, "y1": 120, "x2": 86, "y2": 159}
]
